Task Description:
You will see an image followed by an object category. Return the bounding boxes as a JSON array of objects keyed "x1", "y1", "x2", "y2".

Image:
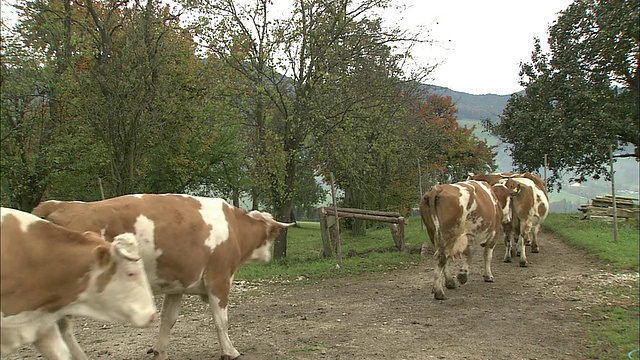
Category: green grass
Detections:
[
  {"x1": 235, "y1": 218, "x2": 428, "y2": 281},
  {"x1": 543, "y1": 213, "x2": 639, "y2": 271},
  {"x1": 543, "y1": 213, "x2": 639, "y2": 360}
]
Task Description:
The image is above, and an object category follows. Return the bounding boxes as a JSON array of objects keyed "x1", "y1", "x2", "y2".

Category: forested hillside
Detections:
[{"x1": 427, "y1": 85, "x2": 513, "y2": 121}]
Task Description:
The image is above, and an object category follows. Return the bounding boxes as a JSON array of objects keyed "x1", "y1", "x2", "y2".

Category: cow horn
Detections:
[{"x1": 277, "y1": 222, "x2": 296, "y2": 228}]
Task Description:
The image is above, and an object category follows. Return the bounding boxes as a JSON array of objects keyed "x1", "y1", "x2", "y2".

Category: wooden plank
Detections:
[
  {"x1": 601, "y1": 194, "x2": 639, "y2": 202},
  {"x1": 587, "y1": 207, "x2": 638, "y2": 218},
  {"x1": 322, "y1": 209, "x2": 403, "y2": 224},
  {"x1": 329, "y1": 207, "x2": 402, "y2": 218}
]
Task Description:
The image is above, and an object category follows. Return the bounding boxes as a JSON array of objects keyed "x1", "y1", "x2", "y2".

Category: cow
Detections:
[
  {"x1": 419, "y1": 180, "x2": 519, "y2": 300},
  {"x1": 467, "y1": 172, "x2": 550, "y2": 266},
  {"x1": 1, "y1": 207, "x2": 158, "y2": 359},
  {"x1": 467, "y1": 172, "x2": 547, "y2": 196},
  {"x1": 498, "y1": 177, "x2": 549, "y2": 266},
  {"x1": 32, "y1": 194, "x2": 294, "y2": 360}
]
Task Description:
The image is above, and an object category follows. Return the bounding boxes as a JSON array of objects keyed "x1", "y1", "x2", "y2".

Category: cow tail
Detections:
[{"x1": 424, "y1": 187, "x2": 443, "y2": 255}]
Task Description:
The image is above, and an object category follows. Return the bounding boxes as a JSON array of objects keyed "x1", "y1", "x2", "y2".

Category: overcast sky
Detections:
[
  {"x1": 1, "y1": 0, "x2": 573, "y2": 95},
  {"x1": 385, "y1": 0, "x2": 574, "y2": 95}
]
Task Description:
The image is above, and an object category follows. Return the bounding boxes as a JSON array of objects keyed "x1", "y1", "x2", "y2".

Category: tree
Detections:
[
  {"x1": 3, "y1": 0, "x2": 246, "y2": 206},
  {"x1": 484, "y1": 0, "x2": 639, "y2": 188},
  {"x1": 409, "y1": 94, "x2": 496, "y2": 186},
  {"x1": 193, "y1": 0, "x2": 432, "y2": 256}
]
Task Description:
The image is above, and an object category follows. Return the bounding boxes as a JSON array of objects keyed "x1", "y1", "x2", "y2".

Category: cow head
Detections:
[
  {"x1": 247, "y1": 211, "x2": 295, "y2": 262},
  {"x1": 83, "y1": 232, "x2": 158, "y2": 327},
  {"x1": 492, "y1": 179, "x2": 521, "y2": 223}
]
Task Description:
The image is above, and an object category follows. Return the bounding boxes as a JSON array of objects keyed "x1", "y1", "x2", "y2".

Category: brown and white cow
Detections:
[
  {"x1": 1, "y1": 207, "x2": 158, "y2": 359},
  {"x1": 419, "y1": 180, "x2": 519, "y2": 300},
  {"x1": 467, "y1": 172, "x2": 550, "y2": 266},
  {"x1": 32, "y1": 194, "x2": 294, "y2": 360},
  {"x1": 498, "y1": 177, "x2": 549, "y2": 266},
  {"x1": 468, "y1": 172, "x2": 547, "y2": 196}
]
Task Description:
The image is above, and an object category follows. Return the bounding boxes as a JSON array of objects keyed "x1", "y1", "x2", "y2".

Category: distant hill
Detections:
[{"x1": 424, "y1": 85, "x2": 514, "y2": 121}]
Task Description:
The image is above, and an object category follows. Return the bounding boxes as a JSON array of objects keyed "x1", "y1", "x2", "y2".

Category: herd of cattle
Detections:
[
  {"x1": 420, "y1": 172, "x2": 549, "y2": 300},
  {"x1": 0, "y1": 172, "x2": 548, "y2": 359}
]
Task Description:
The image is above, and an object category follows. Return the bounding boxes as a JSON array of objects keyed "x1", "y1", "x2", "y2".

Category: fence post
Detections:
[{"x1": 318, "y1": 207, "x2": 332, "y2": 257}]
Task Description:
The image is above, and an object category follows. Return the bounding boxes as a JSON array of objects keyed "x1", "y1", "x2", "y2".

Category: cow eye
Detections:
[{"x1": 126, "y1": 270, "x2": 137, "y2": 277}]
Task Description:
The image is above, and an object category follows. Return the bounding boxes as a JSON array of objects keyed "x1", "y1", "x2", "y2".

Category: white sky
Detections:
[
  {"x1": 1, "y1": 0, "x2": 573, "y2": 95},
  {"x1": 385, "y1": 0, "x2": 574, "y2": 95}
]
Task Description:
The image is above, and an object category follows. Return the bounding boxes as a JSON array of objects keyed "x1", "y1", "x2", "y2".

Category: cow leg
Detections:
[
  {"x1": 502, "y1": 231, "x2": 512, "y2": 263},
  {"x1": 456, "y1": 245, "x2": 471, "y2": 285},
  {"x1": 33, "y1": 322, "x2": 72, "y2": 360},
  {"x1": 444, "y1": 256, "x2": 457, "y2": 289},
  {"x1": 57, "y1": 317, "x2": 88, "y2": 360},
  {"x1": 432, "y1": 252, "x2": 448, "y2": 300},
  {"x1": 517, "y1": 233, "x2": 528, "y2": 267},
  {"x1": 531, "y1": 225, "x2": 541, "y2": 253},
  {"x1": 502, "y1": 221, "x2": 516, "y2": 262},
  {"x1": 482, "y1": 244, "x2": 495, "y2": 282},
  {"x1": 206, "y1": 279, "x2": 241, "y2": 359},
  {"x1": 151, "y1": 293, "x2": 183, "y2": 360}
]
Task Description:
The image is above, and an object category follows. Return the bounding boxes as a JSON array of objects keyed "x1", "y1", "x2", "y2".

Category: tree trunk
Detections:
[{"x1": 351, "y1": 186, "x2": 366, "y2": 236}]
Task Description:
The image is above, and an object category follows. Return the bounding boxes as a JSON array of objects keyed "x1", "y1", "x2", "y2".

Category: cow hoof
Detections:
[
  {"x1": 148, "y1": 349, "x2": 167, "y2": 360},
  {"x1": 532, "y1": 248, "x2": 540, "y2": 253},
  {"x1": 445, "y1": 278, "x2": 457, "y2": 289},
  {"x1": 483, "y1": 276, "x2": 494, "y2": 282},
  {"x1": 457, "y1": 273, "x2": 468, "y2": 285},
  {"x1": 519, "y1": 261, "x2": 528, "y2": 267},
  {"x1": 220, "y1": 356, "x2": 241, "y2": 360},
  {"x1": 434, "y1": 292, "x2": 447, "y2": 300}
]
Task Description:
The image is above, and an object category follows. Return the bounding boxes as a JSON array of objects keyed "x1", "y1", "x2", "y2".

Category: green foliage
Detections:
[
  {"x1": 484, "y1": 0, "x2": 639, "y2": 189},
  {"x1": 544, "y1": 213, "x2": 639, "y2": 271},
  {"x1": 3, "y1": 0, "x2": 248, "y2": 204}
]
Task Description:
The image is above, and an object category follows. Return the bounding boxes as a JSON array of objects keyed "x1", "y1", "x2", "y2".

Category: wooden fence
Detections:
[
  {"x1": 578, "y1": 195, "x2": 639, "y2": 221},
  {"x1": 317, "y1": 207, "x2": 407, "y2": 257}
]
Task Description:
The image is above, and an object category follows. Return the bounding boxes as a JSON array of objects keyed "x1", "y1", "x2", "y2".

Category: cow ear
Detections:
[
  {"x1": 94, "y1": 245, "x2": 113, "y2": 268},
  {"x1": 513, "y1": 184, "x2": 521, "y2": 194}
]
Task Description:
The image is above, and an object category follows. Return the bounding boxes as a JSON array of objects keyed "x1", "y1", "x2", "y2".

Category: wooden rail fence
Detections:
[{"x1": 317, "y1": 207, "x2": 407, "y2": 257}]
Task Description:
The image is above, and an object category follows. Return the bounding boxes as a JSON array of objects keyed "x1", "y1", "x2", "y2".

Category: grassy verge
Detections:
[
  {"x1": 543, "y1": 213, "x2": 639, "y2": 271},
  {"x1": 543, "y1": 213, "x2": 639, "y2": 360}
]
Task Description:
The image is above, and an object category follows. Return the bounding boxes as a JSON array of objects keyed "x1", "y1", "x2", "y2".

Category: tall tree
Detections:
[
  {"x1": 484, "y1": 0, "x2": 639, "y2": 188},
  {"x1": 194, "y1": 0, "x2": 431, "y2": 256},
  {"x1": 3, "y1": 0, "x2": 245, "y2": 206}
]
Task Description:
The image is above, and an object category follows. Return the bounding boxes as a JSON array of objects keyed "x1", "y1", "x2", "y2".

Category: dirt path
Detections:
[{"x1": 8, "y1": 229, "x2": 638, "y2": 359}]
